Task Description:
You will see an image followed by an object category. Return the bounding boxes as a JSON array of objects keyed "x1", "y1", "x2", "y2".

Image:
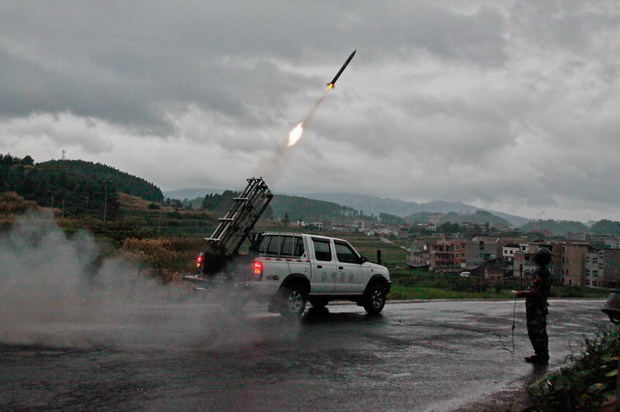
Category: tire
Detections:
[
  {"x1": 363, "y1": 282, "x2": 387, "y2": 314},
  {"x1": 309, "y1": 298, "x2": 328, "y2": 309},
  {"x1": 279, "y1": 284, "x2": 307, "y2": 318}
]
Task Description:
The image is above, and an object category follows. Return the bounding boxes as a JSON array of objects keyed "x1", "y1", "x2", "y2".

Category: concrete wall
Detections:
[
  {"x1": 559, "y1": 243, "x2": 589, "y2": 286},
  {"x1": 603, "y1": 249, "x2": 620, "y2": 288}
]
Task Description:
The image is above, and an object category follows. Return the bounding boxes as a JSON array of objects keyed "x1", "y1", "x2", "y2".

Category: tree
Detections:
[
  {"x1": 283, "y1": 212, "x2": 290, "y2": 226},
  {"x1": 21, "y1": 155, "x2": 34, "y2": 166},
  {"x1": 201, "y1": 191, "x2": 235, "y2": 212},
  {"x1": 378, "y1": 212, "x2": 404, "y2": 225},
  {"x1": 591, "y1": 220, "x2": 620, "y2": 236},
  {"x1": 438, "y1": 221, "x2": 461, "y2": 234}
]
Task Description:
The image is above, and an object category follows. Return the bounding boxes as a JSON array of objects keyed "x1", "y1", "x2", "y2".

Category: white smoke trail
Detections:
[{"x1": 258, "y1": 88, "x2": 331, "y2": 186}]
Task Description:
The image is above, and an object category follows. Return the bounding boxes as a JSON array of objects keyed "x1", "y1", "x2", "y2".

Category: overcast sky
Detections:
[{"x1": 1, "y1": 1, "x2": 619, "y2": 222}]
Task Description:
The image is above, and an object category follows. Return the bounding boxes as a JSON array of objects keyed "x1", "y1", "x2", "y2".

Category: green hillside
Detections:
[
  {"x1": 1, "y1": 154, "x2": 120, "y2": 217},
  {"x1": 40, "y1": 159, "x2": 163, "y2": 202},
  {"x1": 520, "y1": 219, "x2": 590, "y2": 236},
  {"x1": 199, "y1": 191, "x2": 369, "y2": 222},
  {"x1": 591, "y1": 220, "x2": 620, "y2": 236},
  {"x1": 270, "y1": 194, "x2": 367, "y2": 222},
  {"x1": 438, "y1": 210, "x2": 510, "y2": 227},
  {"x1": 404, "y1": 212, "x2": 442, "y2": 224}
]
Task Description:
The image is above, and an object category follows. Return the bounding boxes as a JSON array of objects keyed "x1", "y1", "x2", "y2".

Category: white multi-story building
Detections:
[{"x1": 502, "y1": 244, "x2": 520, "y2": 262}]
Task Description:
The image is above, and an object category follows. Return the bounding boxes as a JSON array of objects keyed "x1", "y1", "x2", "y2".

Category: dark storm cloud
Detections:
[
  {"x1": 2, "y1": 0, "x2": 619, "y2": 221},
  {"x1": 0, "y1": 1, "x2": 506, "y2": 133}
]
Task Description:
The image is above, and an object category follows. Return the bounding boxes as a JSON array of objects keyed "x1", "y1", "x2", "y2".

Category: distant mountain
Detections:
[
  {"x1": 520, "y1": 220, "x2": 590, "y2": 236},
  {"x1": 164, "y1": 188, "x2": 223, "y2": 200},
  {"x1": 305, "y1": 193, "x2": 530, "y2": 227},
  {"x1": 305, "y1": 193, "x2": 473, "y2": 215}
]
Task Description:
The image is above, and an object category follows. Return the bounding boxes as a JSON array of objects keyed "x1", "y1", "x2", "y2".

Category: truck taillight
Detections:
[
  {"x1": 196, "y1": 253, "x2": 204, "y2": 268},
  {"x1": 252, "y1": 260, "x2": 263, "y2": 281}
]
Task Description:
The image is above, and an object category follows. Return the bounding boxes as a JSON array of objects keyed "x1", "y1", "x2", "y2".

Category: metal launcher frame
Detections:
[{"x1": 201, "y1": 178, "x2": 272, "y2": 274}]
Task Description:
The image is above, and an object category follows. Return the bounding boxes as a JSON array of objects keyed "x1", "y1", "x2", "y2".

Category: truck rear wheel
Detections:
[
  {"x1": 363, "y1": 282, "x2": 387, "y2": 314},
  {"x1": 279, "y1": 285, "x2": 307, "y2": 318}
]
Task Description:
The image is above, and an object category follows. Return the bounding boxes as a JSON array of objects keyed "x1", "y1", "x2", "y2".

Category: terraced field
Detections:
[{"x1": 316, "y1": 231, "x2": 409, "y2": 269}]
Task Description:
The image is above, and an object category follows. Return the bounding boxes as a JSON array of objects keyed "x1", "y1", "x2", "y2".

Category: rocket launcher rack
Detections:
[{"x1": 205, "y1": 177, "x2": 273, "y2": 257}]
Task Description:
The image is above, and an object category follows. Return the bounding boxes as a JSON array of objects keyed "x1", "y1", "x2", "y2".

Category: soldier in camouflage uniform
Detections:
[{"x1": 515, "y1": 247, "x2": 552, "y2": 364}]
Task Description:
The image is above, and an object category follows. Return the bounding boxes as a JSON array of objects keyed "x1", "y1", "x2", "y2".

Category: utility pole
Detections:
[
  {"x1": 158, "y1": 195, "x2": 163, "y2": 234},
  {"x1": 103, "y1": 180, "x2": 112, "y2": 223},
  {"x1": 61, "y1": 194, "x2": 65, "y2": 218}
]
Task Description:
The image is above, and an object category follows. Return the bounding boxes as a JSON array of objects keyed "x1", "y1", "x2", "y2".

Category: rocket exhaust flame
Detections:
[{"x1": 288, "y1": 122, "x2": 304, "y2": 147}]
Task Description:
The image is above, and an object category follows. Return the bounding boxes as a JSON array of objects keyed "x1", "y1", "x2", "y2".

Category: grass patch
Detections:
[
  {"x1": 389, "y1": 268, "x2": 610, "y2": 300},
  {"x1": 122, "y1": 236, "x2": 205, "y2": 283},
  {"x1": 528, "y1": 325, "x2": 620, "y2": 411}
]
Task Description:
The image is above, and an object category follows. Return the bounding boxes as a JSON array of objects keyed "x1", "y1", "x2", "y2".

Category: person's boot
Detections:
[{"x1": 524, "y1": 354, "x2": 549, "y2": 364}]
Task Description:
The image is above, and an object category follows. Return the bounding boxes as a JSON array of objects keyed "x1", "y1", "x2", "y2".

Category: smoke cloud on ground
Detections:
[{"x1": 0, "y1": 212, "x2": 297, "y2": 350}]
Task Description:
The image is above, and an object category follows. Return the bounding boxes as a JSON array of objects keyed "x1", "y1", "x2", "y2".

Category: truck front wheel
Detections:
[
  {"x1": 363, "y1": 282, "x2": 387, "y2": 314},
  {"x1": 279, "y1": 285, "x2": 307, "y2": 318}
]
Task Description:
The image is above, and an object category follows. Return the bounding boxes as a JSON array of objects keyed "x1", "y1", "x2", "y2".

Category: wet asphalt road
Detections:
[{"x1": 0, "y1": 299, "x2": 607, "y2": 411}]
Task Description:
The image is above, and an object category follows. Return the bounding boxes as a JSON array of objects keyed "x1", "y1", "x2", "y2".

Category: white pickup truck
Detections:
[{"x1": 192, "y1": 232, "x2": 391, "y2": 317}]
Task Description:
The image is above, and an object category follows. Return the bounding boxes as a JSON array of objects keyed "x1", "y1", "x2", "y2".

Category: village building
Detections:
[
  {"x1": 502, "y1": 244, "x2": 521, "y2": 262},
  {"x1": 558, "y1": 243, "x2": 589, "y2": 286},
  {"x1": 602, "y1": 249, "x2": 620, "y2": 288},
  {"x1": 406, "y1": 241, "x2": 430, "y2": 269},
  {"x1": 585, "y1": 249, "x2": 603, "y2": 287}
]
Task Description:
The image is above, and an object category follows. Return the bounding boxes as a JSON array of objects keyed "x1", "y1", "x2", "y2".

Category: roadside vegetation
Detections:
[
  {"x1": 388, "y1": 269, "x2": 609, "y2": 300},
  {"x1": 122, "y1": 237, "x2": 203, "y2": 283},
  {"x1": 528, "y1": 325, "x2": 620, "y2": 411}
]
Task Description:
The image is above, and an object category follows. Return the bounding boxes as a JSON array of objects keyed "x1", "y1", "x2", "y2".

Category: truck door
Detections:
[
  {"x1": 258, "y1": 235, "x2": 291, "y2": 286},
  {"x1": 281, "y1": 234, "x2": 312, "y2": 281},
  {"x1": 310, "y1": 237, "x2": 337, "y2": 294},
  {"x1": 334, "y1": 240, "x2": 367, "y2": 293}
]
